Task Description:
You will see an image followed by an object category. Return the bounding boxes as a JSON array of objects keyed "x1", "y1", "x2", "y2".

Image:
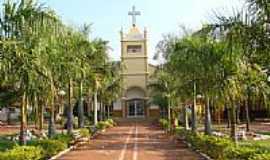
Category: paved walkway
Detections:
[{"x1": 58, "y1": 121, "x2": 204, "y2": 160}]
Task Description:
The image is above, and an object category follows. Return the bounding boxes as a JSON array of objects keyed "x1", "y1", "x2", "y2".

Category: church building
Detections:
[{"x1": 113, "y1": 6, "x2": 160, "y2": 118}]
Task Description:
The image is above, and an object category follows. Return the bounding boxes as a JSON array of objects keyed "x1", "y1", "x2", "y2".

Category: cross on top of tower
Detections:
[{"x1": 128, "y1": 6, "x2": 141, "y2": 27}]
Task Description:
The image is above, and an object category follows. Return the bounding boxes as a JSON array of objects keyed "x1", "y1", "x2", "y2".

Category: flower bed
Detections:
[
  {"x1": 0, "y1": 133, "x2": 73, "y2": 160},
  {"x1": 0, "y1": 146, "x2": 43, "y2": 160},
  {"x1": 96, "y1": 119, "x2": 116, "y2": 132},
  {"x1": 159, "y1": 118, "x2": 170, "y2": 131},
  {"x1": 0, "y1": 119, "x2": 117, "y2": 160},
  {"x1": 176, "y1": 127, "x2": 270, "y2": 160}
]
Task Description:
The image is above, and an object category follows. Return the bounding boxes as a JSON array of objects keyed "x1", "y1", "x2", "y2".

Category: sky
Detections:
[{"x1": 39, "y1": 0, "x2": 244, "y2": 64}]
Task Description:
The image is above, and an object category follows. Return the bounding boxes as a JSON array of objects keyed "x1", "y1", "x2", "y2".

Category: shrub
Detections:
[
  {"x1": 159, "y1": 119, "x2": 170, "y2": 130},
  {"x1": 0, "y1": 138, "x2": 17, "y2": 151},
  {"x1": 226, "y1": 146, "x2": 259, "y2": 160},
  {"x1": 96, "y1": 121, "x2": 105, "y2": 130},
  {"x1": 28, "y1": 139, "x2": 66, "y2": 158},
  {"x1": 79, "y1": 128, "x2": 90, "y2": 137},
  {"x1": 104, "y1": 121, "x2": 113, "y2": 128},
  {"x1": 0, "y1": 146, "x2": 43, "y2": 160},
  {"x1": 249, "y1": 153, "x2": 270, "y2": 160},
  {"x1": 177, "y1": 127, "x2": 270, "y2": 160},
  {"x1": 107, "y1": 119, "x2": 116, "y2": 126},
  {"x1": 52, "y1": 133, "x2": 73, "y2": 145}
]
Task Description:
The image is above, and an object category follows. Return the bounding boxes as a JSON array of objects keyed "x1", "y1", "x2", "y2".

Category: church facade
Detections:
[{"x1": 112, "y1": 6, "x2": 160, "y2": 118}]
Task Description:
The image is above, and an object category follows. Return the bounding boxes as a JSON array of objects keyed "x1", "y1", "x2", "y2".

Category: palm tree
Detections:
[{"x1": 148, "y1": 68, "x2": 177, "y2": 130}]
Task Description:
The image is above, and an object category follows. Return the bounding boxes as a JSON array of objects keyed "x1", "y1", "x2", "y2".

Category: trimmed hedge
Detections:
[
  {"x1": 177, "y1": 128, "x2": 270, "y2": 160},
  {"x1": 79, "y1": 128, "x2": 90, "y2": 137},
  {"x1": 0, "y1": 138, "x2": 16, "y2": 151},
  {"x1": 159, "y1": 118, "x2": 170, "y2": 130},
  {"x1": 96, "y1": 119, "x2": 116, "y2": 131},
  {"x1": 52, "y1": 133, "x2": 73, "y2": 145},
  {"x1": 0, "y1": 133, "x2": 73, "y2": 160},
  {"x1": 0, "y1": 146, "x2": 43, "y2": 160},
  {"x1": 28, "y1": 139, "x2": 67, "y2": 158},
  {"x1": 249, "y1": 153, "x2": 270, "y2": 160},
  {"x1": 0, "y1": 120, "x2": 117, "y2": 160}
]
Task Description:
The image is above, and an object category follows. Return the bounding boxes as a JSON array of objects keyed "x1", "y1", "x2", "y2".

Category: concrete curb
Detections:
[
  {"x1": 49, "y1": 146, "x2": 75, "y2": 160},
  {"x1": 182, "y1": 140, "x2": 213, "y2": 160},
  {"x1": 48, "y1": 126, "x2": 114, "y2": 160}
]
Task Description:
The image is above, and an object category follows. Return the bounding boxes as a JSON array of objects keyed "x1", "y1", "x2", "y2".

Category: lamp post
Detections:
[
  {"x1": 58, "y1": 90, "x2": 66, "y2": 133},
  {"x1": 192, "y1": 82, "x2": 197, "y2": 132},
  {"x1": 58, "y1": 90, "x2": 66, "y2": 117}
]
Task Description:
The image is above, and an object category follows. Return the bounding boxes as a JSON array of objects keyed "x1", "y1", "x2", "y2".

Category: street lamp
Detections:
[
  {"x1": 197, "y1": 94, "x2": 203, "y2": 99},
  {"x1": 58, "y1": 90, "x2": 66, "y2": 96},
  {"x1": 58, "y1": 90, "x2": 66, "y2": 115}
]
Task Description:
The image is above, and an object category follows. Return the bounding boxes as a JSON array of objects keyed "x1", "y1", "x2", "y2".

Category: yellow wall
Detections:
[
  {"x1": 114, "y1": 26, "x2": 159, "y2": 118},
  {"x1": 121, "y1": 27, "x2": 148, "y2": 94}
]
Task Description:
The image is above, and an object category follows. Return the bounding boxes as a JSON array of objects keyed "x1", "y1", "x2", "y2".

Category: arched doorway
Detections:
[
  {"x1": 127, "y1": 99, "x2": 145, "y2": 117},
  {"x1": 125, "y1": 87, "x2": 146, "y2": 118}
]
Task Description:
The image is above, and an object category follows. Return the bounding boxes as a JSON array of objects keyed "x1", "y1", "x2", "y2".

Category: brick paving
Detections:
[{"x1": 57, "y1": 121, "x2": 204, "y2": 160}]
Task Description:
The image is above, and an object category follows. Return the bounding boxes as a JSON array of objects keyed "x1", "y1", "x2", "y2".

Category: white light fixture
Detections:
[
  {"x1": 197, "y1": 94, "x2": 203, "y2": 99},
  {"x1": 58, "y1": 90, "x2": 66, "y2": 96}
]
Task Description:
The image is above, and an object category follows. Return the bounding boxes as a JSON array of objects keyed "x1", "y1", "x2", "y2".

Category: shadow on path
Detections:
[{"x1": 57, "y1": 120, "x2": 205, "y2": 160}]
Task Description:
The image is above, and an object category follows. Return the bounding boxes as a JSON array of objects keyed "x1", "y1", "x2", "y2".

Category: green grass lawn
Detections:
[
  {"x1": 256, "y1": 131, "x2": 270, "y2": 136},
  {"x1": 0, "y1": 137, "x2": 16, "y2": 151},
  {"x1": 240, "y1": 139, "x2": 270, "y2": 152}
]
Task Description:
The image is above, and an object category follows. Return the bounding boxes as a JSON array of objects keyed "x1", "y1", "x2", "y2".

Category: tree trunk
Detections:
[
  {"x1": 19, "y1": 92, "x2": 27, "y2": 145},
  {"x1": 245, "y1": 100, "x2": 250, "y2": 132},
  {"x1": 99, "y1": 102, "x2": 103, "y2": 121},
  {"x1": 87, "y1": 89, "x2": 92, "y2": 117},
  {"x1": 78, "y1": 81, "x2": 84, "y2": 128},
  {"x1": 191, "y1": 82, "x2": 197, "y2": 132},
  {"x1": 39, "y1": 104, "x2": 44, "y2": 131},
  {"x1": 230, "y1": 101, "x2": 237, "y2": 142},
  {"x1": 236, "y1": 102, "x2": 241, "y2": 124},
  {"x1": 204, "y1": 96, "x2": 212, "y2": 135},
  {"x1": 94, "y1": 91, "x2": 98, "y2": 125},
  {"x1": 173, "y1": 110, "x2": 179, "y2": 128},
  {"x1": 48, "y1": 80, "x2": 56, "y2": 138},
  {"x1": 107, "y1": 105, "x2": 110, "y2": 119},
  {"x1": 102, "y1": 103, "x2": 106, "y2": 120},
  {"x1": 183, "y1": 106, "x2": 189, "y2": 130},
  {"x1": 226, "y1": 105, "x2": 231, "y2": 128},
  {"x1": 67, "y1": 79, "x2": 73, "y2": 134},
  {"x1": 34, "y1": 94, "x2": 39, "y2": 129},
  {"x1": 167, "y1": 99, "x2": 171, "y2": 128}
]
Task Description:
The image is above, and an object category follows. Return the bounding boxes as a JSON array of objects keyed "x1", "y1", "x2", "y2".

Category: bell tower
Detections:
[{"x1": 120, "y1": 6, "x2": 149, "y2": 118}]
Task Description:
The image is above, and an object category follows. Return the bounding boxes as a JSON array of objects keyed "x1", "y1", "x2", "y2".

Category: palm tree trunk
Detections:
[
  {"x1": 230, "y1": 101, "x2": 237, "y2": 142},
  {"x1": 94, "y1": 91, "x2": 98, "y2": 125},
  {"x1": 39, "y1": 104, "x2": 44, "y2": 131},
  {"x1": 19, "y1": 92, "x2": 27, "y2": 145},
  {"x1": 183, "y1": 106, "x2": 189, "y2": 130},
  {"x1": 236, "y1": 102, "x2": 241, "y2": 124},
  {"x1": 204, "y1": 95, "x2": 212, "y2": 135},
  {"x1": 99, "y1": 102, "x2": 103, "y2": 121},
  {"x1": 107, "y1": 104, "x2": 110, "y2": 119},
  {"x1": 245, "y1": 99, "x2": 250, "y2": 132},
  {"x1": 87, "y1": 89, "x2": 92, "y2": 117},
  {"x1": 48, "y1": 80, "x2": 56, "y2": 138},
  {"x1": 191, "y1": 82, "x2": 197, "y2": 132},
  {"x1": 34, "y1": 94, "x2": 39, "y2": 129},
  {"x1": 167, "y1": 99, "x2": 171, "y2": 128},
  {"x1": 103, "y1": 103, "x2": 106, "y2": 120},
  {"x1": 67, "y1": 79, "x2": 73, "y2": 134},
  {"x1": 78, "y1": 81, "x2": 84, "y2": 128},
  {"x1": 226, "y1": 105, "x2": 231, "y2": 128},
  {"x1": 173, "y1": 111, "x2": 179, "y2": 128}
]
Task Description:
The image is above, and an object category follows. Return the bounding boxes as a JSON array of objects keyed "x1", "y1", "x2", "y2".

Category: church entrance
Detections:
[{"x1": 127, "y1": 99, "x2": 144, "y2": 118}]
